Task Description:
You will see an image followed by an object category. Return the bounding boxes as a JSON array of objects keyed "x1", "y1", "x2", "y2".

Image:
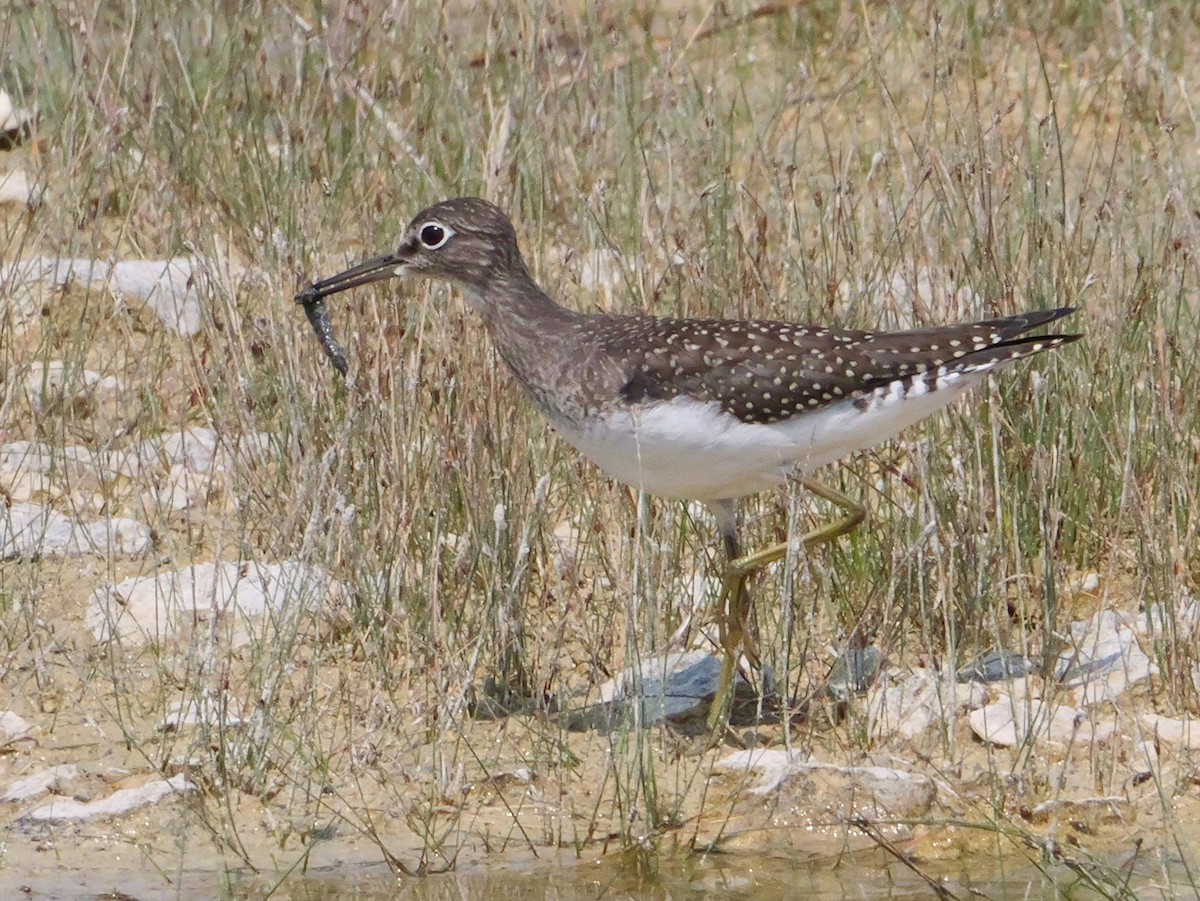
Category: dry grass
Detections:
[{"x1": 2, "y1": 0, "x2": 1199, "y2": 894}]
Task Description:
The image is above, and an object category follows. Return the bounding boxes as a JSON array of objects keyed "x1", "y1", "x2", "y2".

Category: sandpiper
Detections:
[{"x1": 297, "y1": 197, "x2": 1081, "y2": 722}]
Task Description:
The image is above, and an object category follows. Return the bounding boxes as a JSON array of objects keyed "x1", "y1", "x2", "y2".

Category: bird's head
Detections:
[{"x1": 296, "y1": 197, "x2": 524, "y2": 305}]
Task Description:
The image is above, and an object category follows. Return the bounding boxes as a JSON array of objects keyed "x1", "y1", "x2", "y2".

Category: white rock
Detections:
[
  {"x1": 2, "y1": 266, "x2": 56, "y2": 334},
  {"x1": 25, "y1": 773, "x2": 194, "y2": 821},
  {"x1": 867, "y1": 668, "x2": 986, "y2": 741},
  {"x1": 73, "y1": 516, "x2": 152, "y2": 555},
  {"x1": 713, "y1": 750, "x2": 936, "y2": 816},
  {"x1": 489, "y1": 767, "x2": 535, "y2": 787},
  {"x1": 969, "y1": 697, "x2": 1116, "y2": 748},
  {"x1": 22, "y1": 360, "x2": 121, "y2": 410},
  {"x1": 0, "y1": 441, "x2": 96, "y2": 472},
  {"x1": 157, "y1": 695, "x2": 246, "y2": 731},
  {"x1": 8, "y1": 255, "x2": 248, "y2": 336},
  {"x1": 841, "y1": 766, "x2": 936, "y2": 815},
  {"x1": 0, "y1": 469, "x2": 44, "y2": 502},
  {"x1": 0, "y1": 502, "x2": 152, "y2": 559},
  {"x1": 1139, "y1": 714, "x2": 1200, "y2": 750},
  {"x1": 1137, "y1": 595, "x2": 1200, "y2": 637},
  {"x1": 969, "y1": 698, "x2": 1042, "y2": 747},
  {"x1": 0, "y1": 442, "x2": 99, "y2": 502},
  {"x1": 156, "y1": 463, "x2": 214, "y2": 511},
  {"x1": 1, "y1": 765, "x2": 79, "y2": 802},
  {"x1": 6, "y1": 258, "x2": 102, "y2": 298},
  {"x1": 0, "y1": 168, "x2": 32, "y2": 205},
  {"x1": 1056, "y1": 608, "x2": 1156, "y2": 705},
  {"x1": 713, "y1": 748, "x2": 811, "y2": 795},
  {"x1": 110, "y1": 427, "x2": 270, "y2": 480},
  {"x1": 111, "y1": 426, "x2": 219, "y2": 476},
  {"x1": 1131, "y1": 738, "x2": 1159, "y2": 771},
  {"x1": 159, "y1": 426, "x2": 222, "y2": 470},
  {"x1": 88, "y1": 560, "x2": 343, "y2": 646},
  {"x1": 106, "y1": 258, "x2": 206, "y2": 335},
  {"x1": 0, "y1": 710, "x2": 34, "y2": 742},
  {"x1": 0, "y1": 89, "x2": 34, "y2": 138}
]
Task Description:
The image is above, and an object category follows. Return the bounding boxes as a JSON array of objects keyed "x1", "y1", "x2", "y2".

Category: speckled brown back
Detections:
[{"x1": 577, "y1": 309, "x2": 1079, "y2": 425}]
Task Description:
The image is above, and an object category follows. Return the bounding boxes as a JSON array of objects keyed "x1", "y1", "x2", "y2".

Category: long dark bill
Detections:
[{"x1": 295, "y1": 253, "x2": 402, "y2": 377}]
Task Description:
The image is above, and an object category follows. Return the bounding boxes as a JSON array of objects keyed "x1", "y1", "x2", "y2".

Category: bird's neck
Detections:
[
  {"x1": 468, "y1": 265, "x2": 588, "y2": 420},
  {"x1": 467, "y1": 263, "x2": 579, "y2": 337}
]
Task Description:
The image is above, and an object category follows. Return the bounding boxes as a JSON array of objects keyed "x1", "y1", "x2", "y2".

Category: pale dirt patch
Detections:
[{"x1": 3, "y1": 560, "x2": 1197, "y2": 894}]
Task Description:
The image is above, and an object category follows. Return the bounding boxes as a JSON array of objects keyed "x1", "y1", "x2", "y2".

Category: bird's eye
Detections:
[{"x1": 418, "y1": 221, "x2": 454, "y2": 249}]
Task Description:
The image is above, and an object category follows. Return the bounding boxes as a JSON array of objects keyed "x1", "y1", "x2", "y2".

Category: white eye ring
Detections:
[{"x1": 417, "y1": 221, "x2": 455, "y2": 250}]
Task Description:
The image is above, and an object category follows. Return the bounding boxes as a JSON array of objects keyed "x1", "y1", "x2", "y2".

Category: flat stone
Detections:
[
  {"x1": 110, "y1": 427, "x2": 270, "y2": 479},
  {"x1": 868, "y1": 667, "x2": 988, "y2": 741},
  {"x1": 827, "y1": 646, "x2": 880, "y2": 699},
  {"x1": 24, "y1": 773, "x2": 194, "y2": 822},
  {"x1": 1056, "y1": 609, "x2": 1156, "y2": 705},
  {"x1": 22, "y1": 360, "x2": 121, "y2": 410},
  {"x1": 0, "y1": 710, "x2": 34, "y2": 742},
  {"x1": 1131, "y1": 738, "x2": 1159, "y2": 773},
  {"x1": 0, "y1": 89, "x2": 34, "y2": 146},
  {"x1": 957, "y1": 650, "x2": 1037, "y2": 684},
  {"x1": 701, "y1": 751, "x2": 937, "y2": 855},
  {"x1": 156, "y1": 463, "x2": 214, "y2": 512},
  {"x1": 0, "y1": 168, "x2": 32, "y2": 204},
  {"x1": 0, "y1": 501, "x2": 151, "y2": 559},
  {"x1": 562, "y1": 650, "x2": 769, "y2": 732},
  {"x1": 713, "y1": 750, "x2": 936, "y2": 815},
  {"x1": 712, "y1": 748, "x2": 812, "y2": 795},
  {"x1": 9, "y1": 255, "x2": 253, "y2": 336},
  {"x1": 157, "y1": 695, "x2": 246, "y2": 731},
  {"x1": 549, "y1": 520, "x2": 585, "y2": 578},
  {"x1": 108, "y1": 258, "x2": 207, "y2": 334},
  {"x1": 1, "y1": 442, "x2": 101, "y2": 502},
  {"x1": 596, "y1": 650, "x2": 725, "y2": 724},
  {"x1": 88, "y1": 560, "x2": 343, "y2": 647},
  {"x1": 1, "y1": 766, "x2": 80, "y2": 803},
  {"x1": 1137, "y1": 595, "x2": 1200, "y2": 638},
  {"x1": 968, "y1": 697, "x2": 1117, "y2": 748},
  {"x1": 1139, "y1": 714, "x2": 1200, "y2": 750},
  {"x1": 0, "y1": 441, "x2": 96, "y2": 472}
]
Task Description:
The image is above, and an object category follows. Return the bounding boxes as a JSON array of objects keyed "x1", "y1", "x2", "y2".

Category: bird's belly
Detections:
[
  {"x1": 549, "y1": 381, "x2": 979, "y2": 502},
  {"x1": 549, "y1": 397, "x2": 813, "y2": 501},
  {"x1": 554, "y1": 403, "x2": 793, "y2": 501}
]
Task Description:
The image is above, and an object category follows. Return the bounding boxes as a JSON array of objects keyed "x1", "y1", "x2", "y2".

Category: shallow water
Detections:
[{"x1": 225, "y1": 846, "x2": 1178, "y2": 901}]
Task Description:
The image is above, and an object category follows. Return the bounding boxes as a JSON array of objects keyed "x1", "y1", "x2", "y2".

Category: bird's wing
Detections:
[{"x1": 594, "y1": 308, "x2": 1078, "y2": 425}]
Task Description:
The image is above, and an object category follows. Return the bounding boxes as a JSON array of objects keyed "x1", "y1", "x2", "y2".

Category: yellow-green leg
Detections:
[{"x1": 707, "y1": 478, "x2": 866, "y2": 730}]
